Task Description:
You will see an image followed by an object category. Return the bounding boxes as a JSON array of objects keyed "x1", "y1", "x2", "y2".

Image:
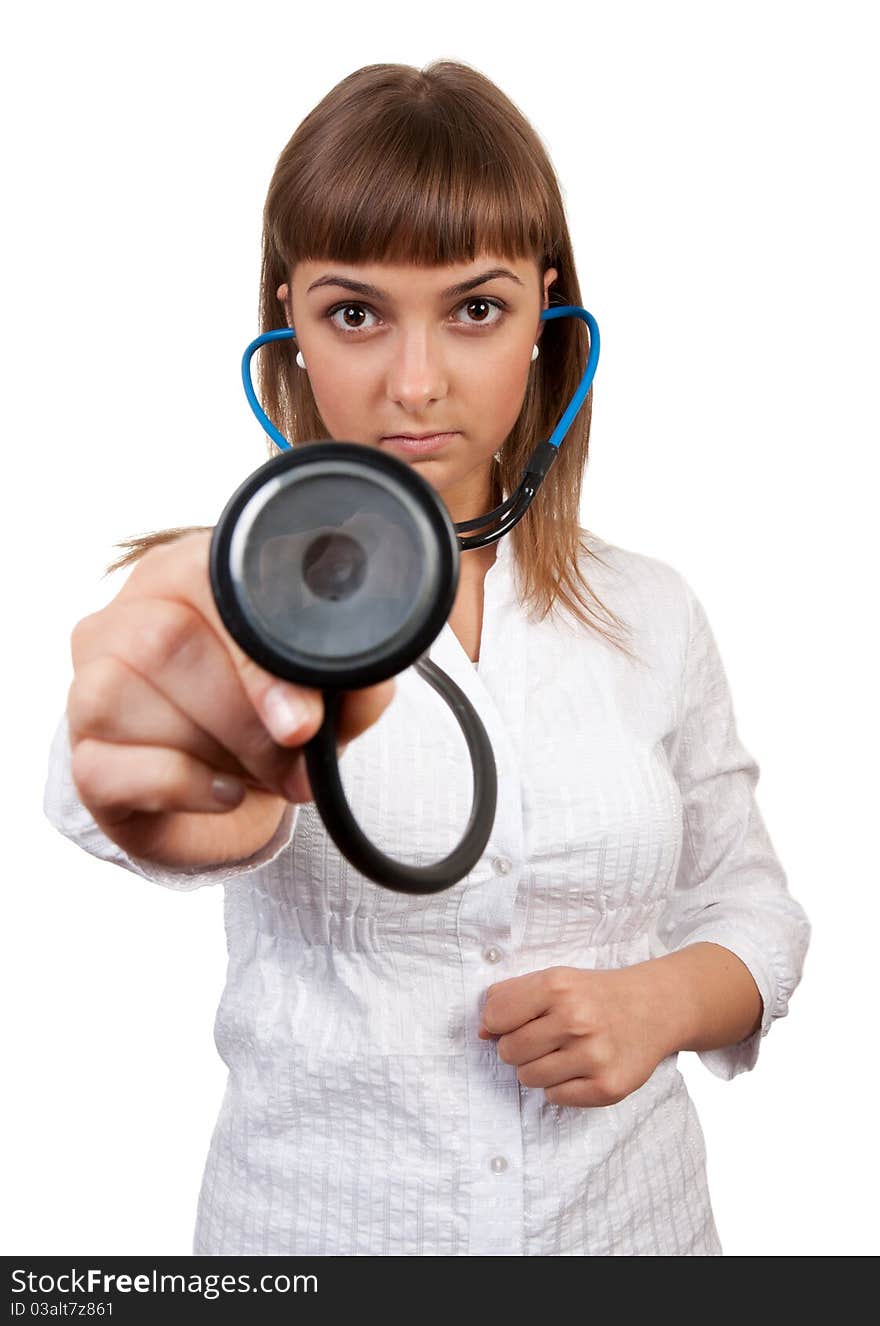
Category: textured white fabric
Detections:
[{"x1": 43, "y1": 529, "x2": 811, "y2": 1256}]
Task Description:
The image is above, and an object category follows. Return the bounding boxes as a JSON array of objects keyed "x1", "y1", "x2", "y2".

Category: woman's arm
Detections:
[
  {"x1": 634, "y1": 941, "x2": 764, "y2": 1061},
  {"x1": 653, "y1": 576, "x2": 811, "y2": 1079}
]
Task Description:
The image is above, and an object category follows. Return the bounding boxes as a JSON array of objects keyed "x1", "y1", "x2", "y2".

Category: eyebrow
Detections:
[{"x1": 306, "y1": 266, "x2": 525, "y2": 301}]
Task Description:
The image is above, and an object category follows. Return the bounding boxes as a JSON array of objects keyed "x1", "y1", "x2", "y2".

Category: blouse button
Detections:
[
  {"x1": 489, "y1": 1156, "x2": 509, "y2": 1173},
  {"x1": 483, "y1": 946, "x2": 503, "y2": 964},
  {"x1": 492, "y1": 857, "x2": 512, "y2": 875}
]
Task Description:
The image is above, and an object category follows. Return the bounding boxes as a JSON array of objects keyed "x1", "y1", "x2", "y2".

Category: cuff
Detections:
[{"x1": 115, "y1": 800, "x2": 300, "y2": 891}]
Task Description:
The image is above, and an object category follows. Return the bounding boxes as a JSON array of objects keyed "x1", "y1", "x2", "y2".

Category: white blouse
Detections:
[{"x1": 43, "y1": 529, "x2": 811, "y2": 1256}]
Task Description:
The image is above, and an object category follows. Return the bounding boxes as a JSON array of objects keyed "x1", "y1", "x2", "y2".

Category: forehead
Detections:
[{"x1": 293, "y1": 254, "x2": 538, "y2": 300}]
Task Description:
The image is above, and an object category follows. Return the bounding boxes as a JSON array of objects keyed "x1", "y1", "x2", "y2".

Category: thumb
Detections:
[{"x1": 334, "y1": 677, "x2": 397, "y2": 748}]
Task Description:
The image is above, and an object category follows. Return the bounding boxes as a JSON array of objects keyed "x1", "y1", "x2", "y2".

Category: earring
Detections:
[
  {"x1": 531, "y1": 343, "x2": 540, "y2": 362},
  {"x1": 295, "y1": 349, "x2": 306, "y2": 369}
]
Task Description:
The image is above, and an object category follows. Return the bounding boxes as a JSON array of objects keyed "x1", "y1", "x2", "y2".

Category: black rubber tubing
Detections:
[{"x1": 302, "y1": 657, "x2": 498, "y2": 894}]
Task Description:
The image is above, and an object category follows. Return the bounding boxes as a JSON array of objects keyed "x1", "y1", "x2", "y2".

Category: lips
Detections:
[{"x1": 379, "y1": 431, "x2": 459, "y2": 454}]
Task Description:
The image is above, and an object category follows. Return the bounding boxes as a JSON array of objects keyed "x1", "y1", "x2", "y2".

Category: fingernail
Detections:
[
  {"x1": 212, "y1": 775, "x2": 245, "y2": 806},
  {"x1": 263, "y1": 685, "x2": 319, "y2": 743}
]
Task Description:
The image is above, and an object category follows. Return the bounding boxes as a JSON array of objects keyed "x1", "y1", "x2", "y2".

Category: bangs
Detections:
[{"x1": 269, "y1": 98, "x2": 555, "y2": 272}]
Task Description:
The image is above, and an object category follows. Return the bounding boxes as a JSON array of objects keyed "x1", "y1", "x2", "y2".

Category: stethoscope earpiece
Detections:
[{"x1": 212, "y1": 305, "x2": 599, "y2": 893}]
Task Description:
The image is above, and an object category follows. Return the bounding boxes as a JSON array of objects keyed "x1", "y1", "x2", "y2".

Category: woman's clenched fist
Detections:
[{"x1": 66, "y1": 530, "x2": 395, "y2": 868}]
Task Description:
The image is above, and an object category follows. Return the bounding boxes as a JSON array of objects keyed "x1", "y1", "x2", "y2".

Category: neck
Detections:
[
  {"x1": 438, "y1": 462, "x2": 496, "y2": 526},
  {"x1": 438, "y1": 464, "x2": 503, "y2": 543},
  {"x1": 458, "y1": 538, "x2": 499, "y2": 580}
]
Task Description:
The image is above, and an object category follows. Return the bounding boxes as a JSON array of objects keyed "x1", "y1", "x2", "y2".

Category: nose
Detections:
[{"x1": 385, "y1": 326, "x2": 448, "y2": 412}]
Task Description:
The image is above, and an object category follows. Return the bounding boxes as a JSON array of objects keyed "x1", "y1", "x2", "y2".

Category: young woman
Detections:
[{"x1": 44, "y1": 59, "x2": 811, "y2": 1256}]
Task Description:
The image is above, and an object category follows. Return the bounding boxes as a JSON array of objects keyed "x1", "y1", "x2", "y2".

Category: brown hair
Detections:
[{"x1": 106, "y1": 59, "x2": 636, "y2": 662}]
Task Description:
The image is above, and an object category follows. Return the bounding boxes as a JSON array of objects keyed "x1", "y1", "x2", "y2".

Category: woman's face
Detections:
[{"x1": 276, "y1": 254, "x2": 558, "y2": 523}]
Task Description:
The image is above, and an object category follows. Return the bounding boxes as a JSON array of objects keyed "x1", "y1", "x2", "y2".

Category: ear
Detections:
[
  {"x1": 276, "y1": 283, "x2": 292, "y2": 327},
  {"x1": 537, "y1": 266, "x2": 559, "y2": 339}
]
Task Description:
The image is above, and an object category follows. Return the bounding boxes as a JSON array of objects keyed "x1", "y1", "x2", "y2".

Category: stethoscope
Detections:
[{"x1": 209, "y1": 305, "x2": 599, "y2": 895}]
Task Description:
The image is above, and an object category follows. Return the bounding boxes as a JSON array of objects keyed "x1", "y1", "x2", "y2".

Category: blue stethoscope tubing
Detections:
[{"x1": 228, "y1": 304, "x2": 599, "y2": 892}]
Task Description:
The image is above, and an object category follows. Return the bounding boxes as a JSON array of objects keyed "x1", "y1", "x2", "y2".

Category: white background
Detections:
[{"x1": 3, "y1": 0, "x2": 877, "y2": 1257}]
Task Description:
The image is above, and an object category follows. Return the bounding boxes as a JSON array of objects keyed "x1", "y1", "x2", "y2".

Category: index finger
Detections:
[
  {"x1": 481, "y1": 972, "x2": 554, "y2": 1036},
  {"x1": 116, "y1": 529, "x2": 325, "y2": 744},
  {"x1": 116, "y1": 529, "x2": 396, "y2": 751}
]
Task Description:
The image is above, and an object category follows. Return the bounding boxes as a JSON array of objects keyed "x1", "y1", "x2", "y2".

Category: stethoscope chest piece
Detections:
[
  {"x1": 209, "y1": 440, "x2": 497, "y2": 895},
  {"x1": 210, "y1": 441, "x2": 461, "y2": 691}
]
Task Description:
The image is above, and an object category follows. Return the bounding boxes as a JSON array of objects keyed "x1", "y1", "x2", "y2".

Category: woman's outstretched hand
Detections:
[
  {"x1": 66, "y1": 530, "x2": 396, "y2": 870},
  {"x1": 478, "y1": 963, "x2": 679, "y2": 1108}
]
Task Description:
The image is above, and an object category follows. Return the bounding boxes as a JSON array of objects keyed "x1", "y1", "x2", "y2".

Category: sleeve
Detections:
[
  {"x1": 655, "y1": 577, "x2": 812, "y2": 1081},
  {"x1": 42, "y1": 710, "x2": 300, "y2": 892}
]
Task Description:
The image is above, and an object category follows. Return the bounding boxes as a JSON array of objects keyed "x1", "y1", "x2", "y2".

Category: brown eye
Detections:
[
  {"x1": 326, "y1": 302, "x2": 379, "y2": 333},
  {"x1": 454, "y1": 297, "x2": 504, "y2": 327}
]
